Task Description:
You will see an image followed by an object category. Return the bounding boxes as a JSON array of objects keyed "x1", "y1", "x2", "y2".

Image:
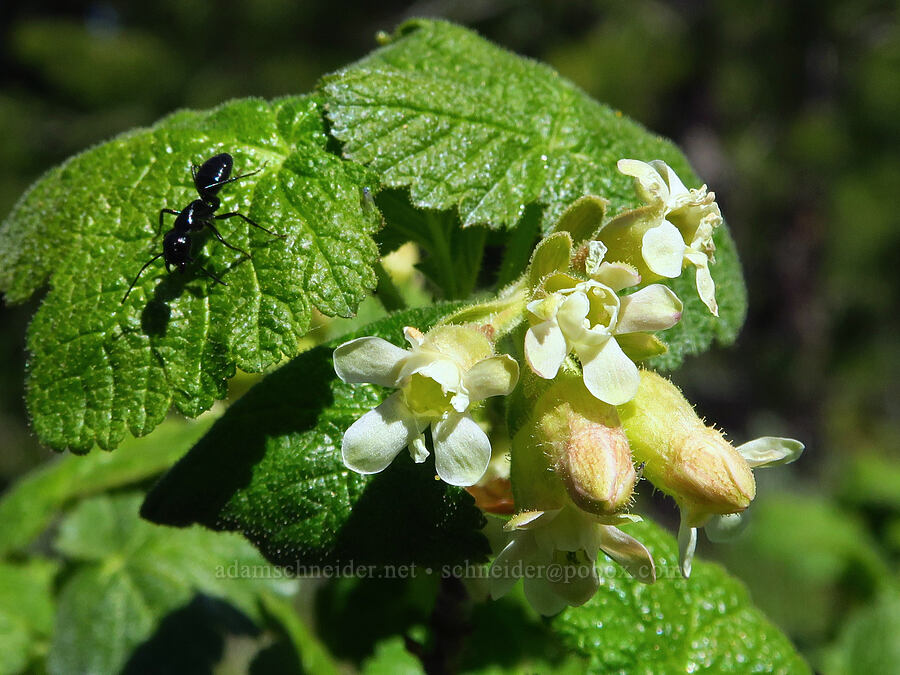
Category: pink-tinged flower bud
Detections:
[
  {"x1": 617, "y1": 370, "x2": 755, "y2": 526},
  {"x1": 531, "y1": 375, "x2": 636, "y2": 516}
]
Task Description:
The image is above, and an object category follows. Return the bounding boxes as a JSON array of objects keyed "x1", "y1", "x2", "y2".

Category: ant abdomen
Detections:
[{"x1": 194, "y1": 153, "x2": 234, "y2": 201}]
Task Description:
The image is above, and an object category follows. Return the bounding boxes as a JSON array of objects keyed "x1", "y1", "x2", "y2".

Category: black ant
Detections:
[{"x1": 121, "y1": 152, "x2": 282, "y2": 303}]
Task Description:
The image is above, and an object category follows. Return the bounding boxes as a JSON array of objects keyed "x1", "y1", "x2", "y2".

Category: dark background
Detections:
[{"x1": 1, "y1": 0, "x2": 897, "y2": 667}]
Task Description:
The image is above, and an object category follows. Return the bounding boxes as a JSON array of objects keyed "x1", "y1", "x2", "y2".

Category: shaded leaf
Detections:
[
  {"x1": 715, "y1": 493, "x2": 889, "y2": 645},
  {"x1": 258, "y1": 592, "x2": 339, "y2": 675},
  {"x1": 141, "y1": 304, "x2": 489, "y2": 568},
  {"x1": 822, "y1": 591, "x2": 900, "y2": 675}
]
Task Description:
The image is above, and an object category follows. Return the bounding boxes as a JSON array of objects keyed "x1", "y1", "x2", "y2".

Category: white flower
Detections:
[
  {"x1": 489, "y1": 506, "x2": 655, "y2": 616},
  {"x1": 618, "y1": 158, "x2": 723, "y2": 316},
  {"x1": 523, "y1": 269, "x2": 682, "y2": 406},
  {"x1": 333, "y1": 325, "x2": 518, "y2": 486}
]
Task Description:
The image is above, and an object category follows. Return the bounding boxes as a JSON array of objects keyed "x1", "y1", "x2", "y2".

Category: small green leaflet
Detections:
[
  {"x1": 0, "y1": 95, "x2": 381, "y2": 453},
  {"x1": 141, "y1": 304, "x2": 489, "y2": 568},
  {"x1": 323, "y1": 19, "x2": 747, "y2": 369}
]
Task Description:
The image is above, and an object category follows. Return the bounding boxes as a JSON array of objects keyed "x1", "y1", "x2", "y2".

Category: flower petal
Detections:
[
  {"x1": 403, "y1": 326, "x2": 425, "y2": 347},
  {"x1": 489, "y1": 535, "x2": 535, "y2": 600},
  {"x1": 399, "y1": 354, "x2": 461, "y2": 392},
  {"x1": 678, "y1": 516, "x2": 698, "y2": 579},
  {"x1": 432, "y1": 414, "x2": 492, "y2": 486},
  {"x1": 584, "y1": 240, "x2": 608, "y2": 277},
  {"x1": 650, "y1": 159, "x2": 689, "y2": 202},
  {"x1": 597, "y1": 526, "x2": 656, "y2": 584},
  {"x1": 524, "y1": 320, "x2": 568, "y2": 379},
  {"x1": 642, "y1": 221, "x2": 685, "y2": 277},
  {"x1": 616, "y1": 284, "x2": 683, "y2": 334},
  {"x1": 591, "y1": 261, "x2": 642, "y2": 292},
  {"x1": 505, "y1": 509, "x2": 558, "y2": 531},
  {"x1": 464, "y1": 355, "x2": 520, "y2": 402},
  {"x1": 547, "y1": 562, "x2": 600, "y2": 607},
  {"x1": 524, "y1": 577, "x2": 569, "y2": 616},
  {"x1": 705, "y1": 512, "x2": 748, "y2": 542},
  {"x1": 556, "y1": 291, "x2": 591, "y2": 338},
  {"x1": 333, "y1": 337, "x2": 409, "y2": 386},
  {"x1": 341, "y1": 393, "x2": 419, "y2": 474},
  {"x1": 687, "y1": 253, "x2": 718, "y2": 316},
  {"x1": 618, "y1": 158, "x2": 669, "y2": 205},
  {"x1": 579, "y1": 338, "x2": 640, "y2": 405},
  {"x1": 736, "y1": 437, "x2": 805, "y2": 468}
]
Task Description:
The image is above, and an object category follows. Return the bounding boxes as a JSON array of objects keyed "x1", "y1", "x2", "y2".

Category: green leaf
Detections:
[
  {"x1": 822, "y1": 591, "x2": 900, "y2": 675},
  {"x1": 0, "y1": 558, "x2": 58, "y2": 674},
  {"x1": 0, "y1": 94, "x2": 381, "y2": 453},
  {"x1": 553, "y1": 520, "x2": 809, "y2": 674},
  {"x1": 361, "y1": 637, "x2": 424, "y2": 675},
  {"x1": 47, "y1": 492, "x2": 295, "y2": 675},
  {"x1": 0, "y1": 416, "x2": 214, "y2": 556},
  {"x1": 322, "y1": 20, "x2": 746, "y2": 369},
  {"x1": 376, "y1": 189, "x2": 485, "y2": 299},
  {"x1": 141, "y1": 304, "x2": 489, "y2": 568}
]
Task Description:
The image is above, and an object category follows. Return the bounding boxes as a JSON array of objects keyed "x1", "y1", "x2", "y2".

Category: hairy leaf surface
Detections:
[
  {"x1": 553, "y1": 520, "x2": 809, "y2": 674},
  {"x1": 0, "y1": 95, "x2": 380, "y2": 452}
]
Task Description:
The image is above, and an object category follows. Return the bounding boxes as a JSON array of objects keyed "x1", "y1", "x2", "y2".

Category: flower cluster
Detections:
[{"x1": 330, "y1": 157, "x2": 802, "y2": 616}]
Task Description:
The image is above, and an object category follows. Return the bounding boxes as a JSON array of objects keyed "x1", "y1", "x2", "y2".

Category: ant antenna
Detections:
[{"x1": 121, "y1": 253, "x2": 163, "y2": 303}]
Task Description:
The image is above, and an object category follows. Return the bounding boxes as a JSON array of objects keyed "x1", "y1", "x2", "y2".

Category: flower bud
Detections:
[
  {"x1": 617, "y1": 370, "x2": 755, "y2": 526},
  {"x1": 525, "y1": 375, "x2": 636, "y2": 516}
]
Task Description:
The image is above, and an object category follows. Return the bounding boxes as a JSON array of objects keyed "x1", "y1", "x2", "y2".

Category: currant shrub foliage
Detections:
[{"x1": 0, "y1": 19, "x2": 808, "y2": 675}]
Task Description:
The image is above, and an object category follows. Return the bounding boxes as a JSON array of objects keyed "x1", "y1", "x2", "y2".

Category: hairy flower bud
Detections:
[
  {"x1": 617, "y1": 370, "x2": 755, "y2": 526},
  {"x1": 531, "y1": 375, "x2": 636, "y2": 516}
]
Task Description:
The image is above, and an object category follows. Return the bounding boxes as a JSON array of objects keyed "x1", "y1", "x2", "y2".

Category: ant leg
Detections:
[
  {"x1": 196, "y1": 264, "x2": 227, "y2": 287},
  {"x1": 215, "y1": 211, "x2": 284, "y2": 238},
  {"x1": 205, "y1": 221, "x2": 251, "y2": 258},
  {"x1": 159, "y1": 208, "x2": 180, "y2": 234},
  {"x1": 121, "y1": 252, "x2": 164, "y2": 303}
]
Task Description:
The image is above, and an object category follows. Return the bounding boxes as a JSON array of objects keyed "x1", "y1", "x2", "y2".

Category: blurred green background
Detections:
[{"x1": 1, "y1": 0, "x2": 898, "y2": 671}]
